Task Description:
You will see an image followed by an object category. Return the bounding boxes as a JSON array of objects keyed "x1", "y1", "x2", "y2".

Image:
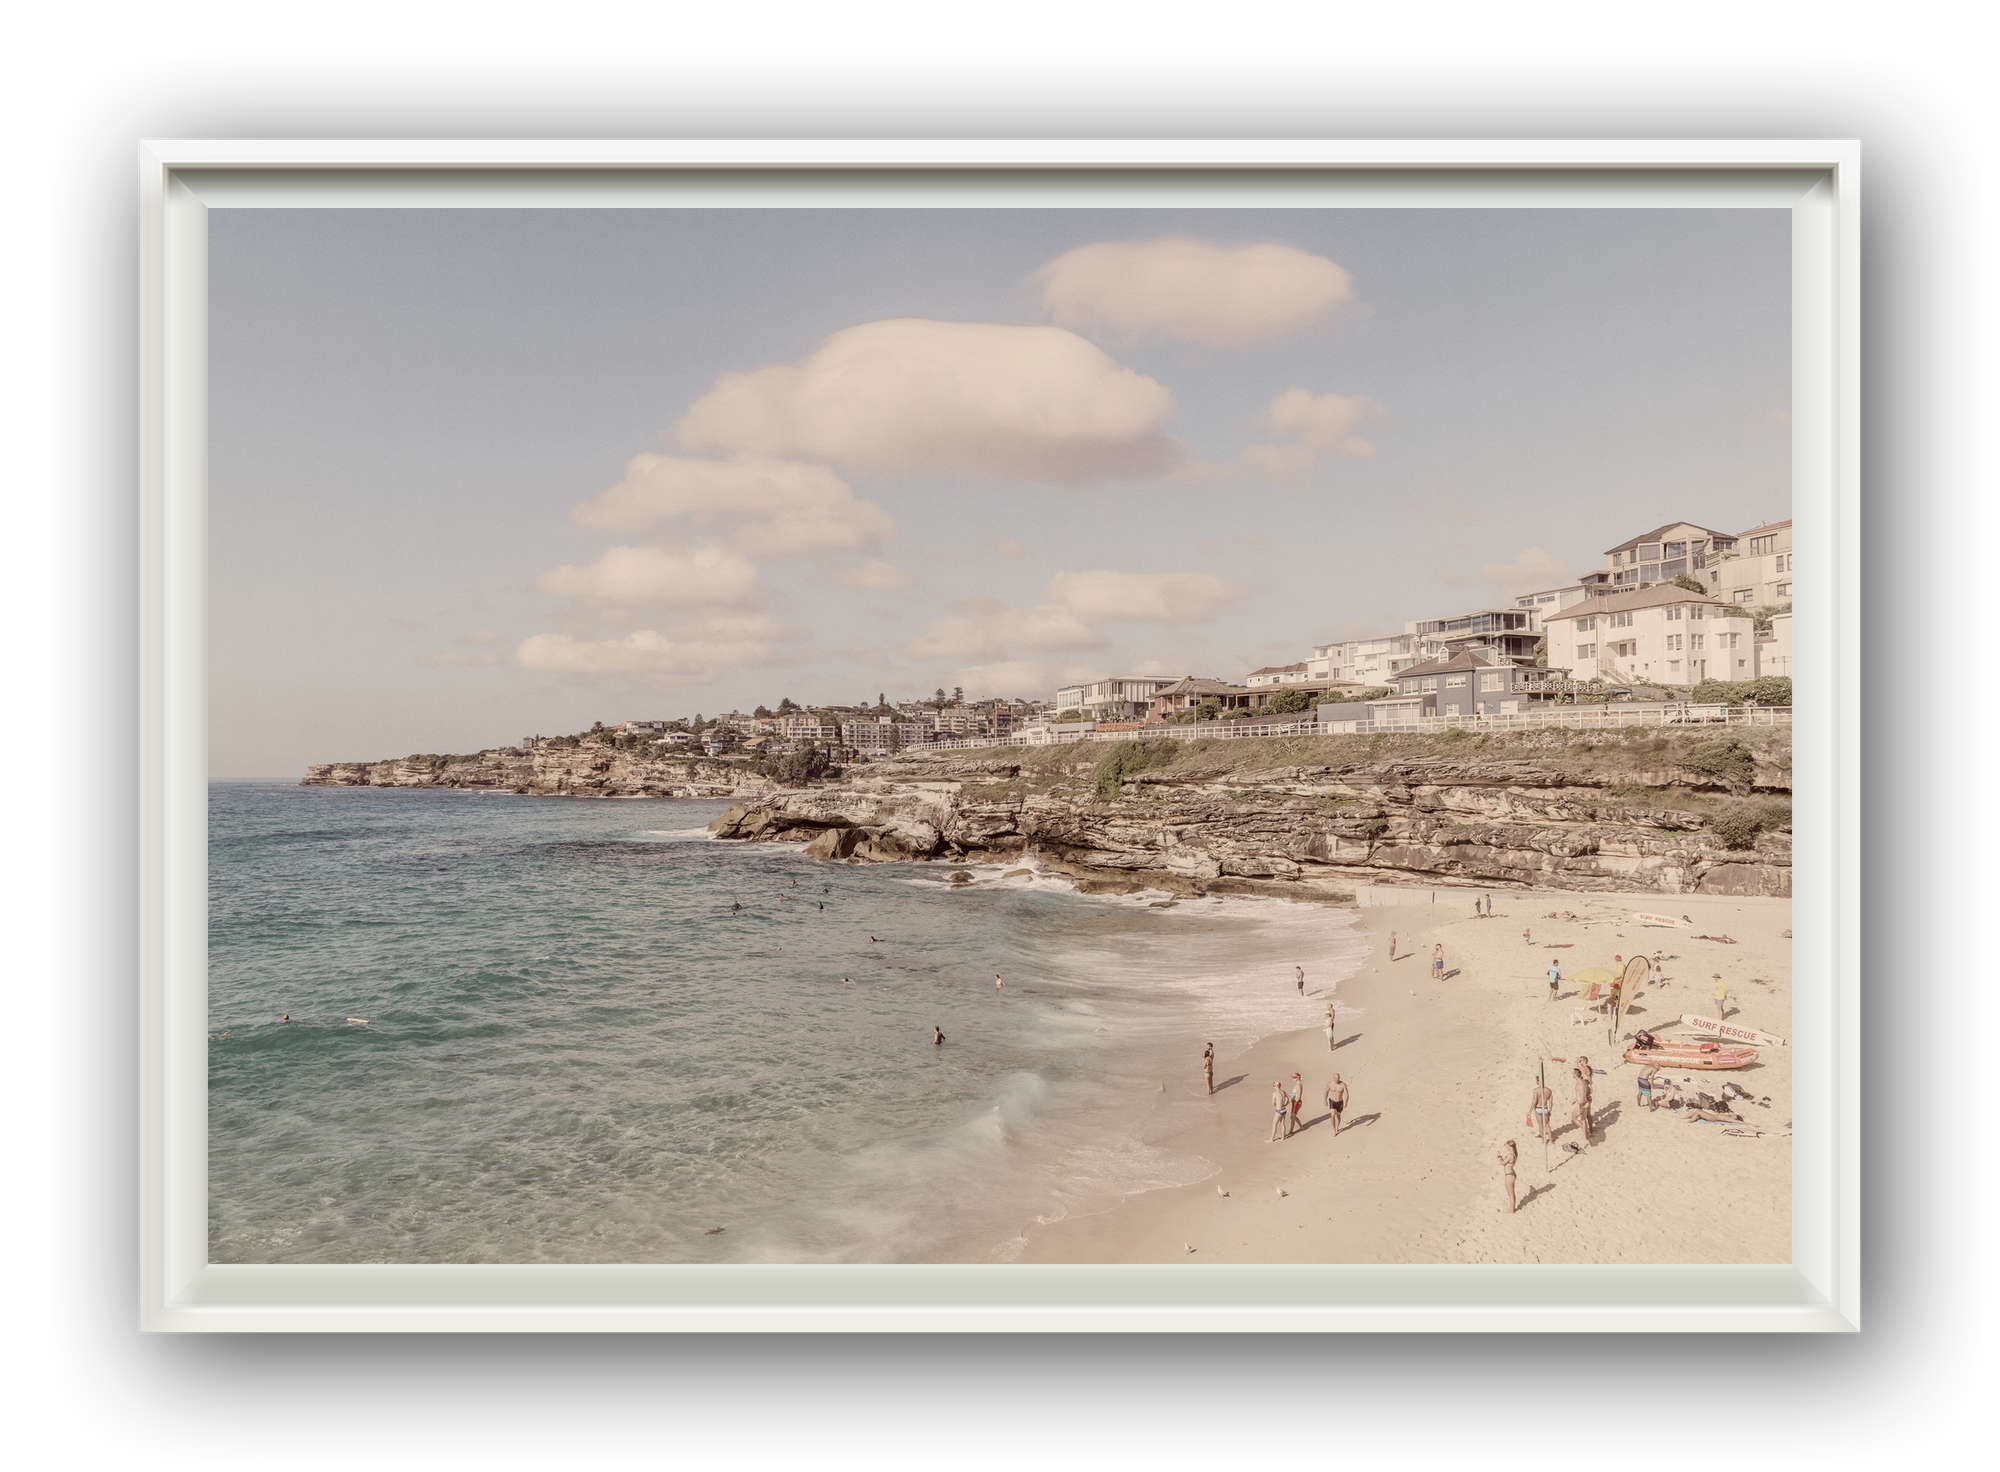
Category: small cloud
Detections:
[
  {"x1": 1476, "y1": 545, "x2": 1574, "y2": 595},
  {"x1": 836, "y1": 559, "x2": 917, "y2": 592},
  {"x1": 1033, "y1": 237, "x2": 1355, "y2": 348},
  {"x1": 907, "y1": 598, "x2": 1107, "y2": 661},
  {"x1": 1045, "y1": 569, "x2": 1242, "y2": 623},
  {"x1": 1240, "y1": 389, "x2": 1385, "y2": 481},
  {"x1": 515, "y1": 614, "x2": 784, "y2": 683},
  {"x1": 535, "y1": 544, "x2": 758, "y2": 607},
  {"x1": 989, "y1": 536, "x2": 1027, "y2": 559},
  {"x1": 574, "y1": 456, "x2": 893, "y2": 558}
]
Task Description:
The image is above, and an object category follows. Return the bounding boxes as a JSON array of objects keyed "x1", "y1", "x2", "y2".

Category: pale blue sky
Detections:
[{"x1": 210, "y1": 208, "x2": 1788, "y2": 776}]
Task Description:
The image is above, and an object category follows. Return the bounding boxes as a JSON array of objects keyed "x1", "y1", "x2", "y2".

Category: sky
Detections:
[{"x1": 209, "y1": 207, "x2": 1789, "y2": 777}]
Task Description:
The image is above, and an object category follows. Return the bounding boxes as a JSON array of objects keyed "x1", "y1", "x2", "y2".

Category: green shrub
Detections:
[
  {"x1": 1091, "y1": 740, "x2": 1179, "y2": 800},
  {"x1": 1264, "y1": 687, "x2": 1315, "y2": 715},
  {"x1": 1683, "y1": 737, "x2": 1757, "y2": 790},
  {"x1": 1711, "y1": 801, "x2": 1771, "y2": 849}
]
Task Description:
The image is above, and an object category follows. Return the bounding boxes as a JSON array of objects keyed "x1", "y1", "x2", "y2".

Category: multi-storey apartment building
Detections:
[
  {"x1": 839, "y1": 717, "x2": 933, "y2": 753},
  {"x1": 1704, "y1": 519, "x2": 1794, "y2": 608},
  {"x1": 1511, "y1": 583, "x2": 1594, "y2": 614},
  {"x1": 1542, "y1": 584, "x2": 1755, "y2": 686},
  {"x1": 1405, "y1": 607, "x2": 1541, "y2": 666},
  {"x1": 1053, "y1": 675, "x2": 1176, "y2": 722},
  {"x1": 1305, "y1": 632, "x2": 1421, "y2": 687},
  {"x1": 1602, "y1": 522, "x2": 1739, "y2": 589}
]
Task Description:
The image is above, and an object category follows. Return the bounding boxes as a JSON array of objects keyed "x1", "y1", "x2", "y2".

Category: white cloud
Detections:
[
  {"x1": 535, "y1": 543, "x2": 758, "y2": 606},
  {"x1": 1044, "y1": 569, "x2": 1240, "y2": 623},
  {"x1": 1033, "y1": 238, "x2": 1354, "y2": 348},
  {"x1": 907, "y1": 597, "x2": 1106, "y2": 661},
  {"x1": 673, "y1": 319, "x2": 1177, "y2": 479},
  {"x1": 989, "y1": 536, "x2": 1027, "y2": 558},
  {"x1": 950, "y1": 660, "x2": 1060, "y2": 701},
  {"x1": 836, "y1": 559, "x2": 917, "y2": 592},
  {"x1": 1240, "y1": 388, "x2": 1385, "y2": 480},
  {"x1": 573, "y1": 455, "x2": 894, "y2": 557},
  {"x1": 1476, "y1": 545, "x2": 1575, "y2": 595},
  {"x1": 516, "y1": 614, "x2": 783, "y2": 683}
]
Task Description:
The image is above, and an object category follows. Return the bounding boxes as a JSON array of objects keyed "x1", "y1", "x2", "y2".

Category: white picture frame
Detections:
[{"x1": 140, "y1": 138, "x2": 1859, "y2": 1332}]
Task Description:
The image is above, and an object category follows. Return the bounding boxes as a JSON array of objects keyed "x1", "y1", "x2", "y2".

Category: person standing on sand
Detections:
[
  {"x1": 1296, "y1": 965, "x2": 1305, "y2": 996},
  {"x1": 1713, "y1": 973, "x2": 1730, "y2": 1019},
  {"x1": 1325, "y1": 1074, "x2": 1349, "y2": 1135},
  {"x1": 1572, "y1": 1057, "x2": 1595, "y2": 1145},
  {"x1": 1499, "y1": 1140, "x2": 1519, "y2": 1213},
  {"x1": 1389, "y1": 930, "x2": 1397, "y2": 961},
  {"x1": 1432, "y1": 944, "x2": 1445, "y2": 980},
  {"x1": 1288, "y1": 1073, "x2": 1304, "y2": 1136},
  {"x1": 1528, "y1": 1079, "x2": 1554, "y2": 1142},
  {"x1": 1202, "y1": 1042, "x2": 1214, "y2": 1096},
  {"x1": 1270, "y1": 1081, "x2": 1289, "y2": 1142},
  {"x1": 1523, "y1": 927, "x2": 1532, "y2": 945},
  {"x1": 1547, "y1": 958, "x2": 1563, "y2": 1002},
  {"x1": 1324, "y1": 1003, "x2": 1337, "y2": 1051}
]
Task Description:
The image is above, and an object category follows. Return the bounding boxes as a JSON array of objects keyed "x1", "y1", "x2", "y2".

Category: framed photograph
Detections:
[{"x1": 140, "y1": 139, "x2": 1858, "y2": 1331}]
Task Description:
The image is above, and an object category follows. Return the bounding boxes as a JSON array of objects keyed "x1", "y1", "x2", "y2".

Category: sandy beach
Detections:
[{"x1": 1013, "y1": 886, "x2": 1792, "y2": 1264}]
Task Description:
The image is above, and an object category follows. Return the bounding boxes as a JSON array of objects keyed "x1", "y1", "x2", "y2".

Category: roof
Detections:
[
  {"x1": 1603, "y1": 522, "x2": 1736, "y2": 555},
  {"x1": 1247, "y1": 662, "x2": 1308, "y2": 676},
  {"x1": 1738, "y1": 519, "x2": 1793, "y2": 535},
  {"x1": 1392, "y1": 651, "x2": 1499, "y2": 682},
  {"x1": 1541, "y1": 584, "x2": 1730, "y2": 622}
]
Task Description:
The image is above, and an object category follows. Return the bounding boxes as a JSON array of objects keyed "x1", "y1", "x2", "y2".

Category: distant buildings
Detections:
[
  {"x1": 1146, "y1": 676, "x2": 1255, "y2": 720},
  {"x1": 1245, "y1": 662, "x2": 1310, "y2": 687},
  {"x1": 1703, "y1": 519, "x2": 1793, "y2": 608},
  {"x1": 1306, "y1": 632, "x2": 1422, "y2": 687},
  {"x1": 1405, "y1": 607, "x2": 1541, "y2": 667}
]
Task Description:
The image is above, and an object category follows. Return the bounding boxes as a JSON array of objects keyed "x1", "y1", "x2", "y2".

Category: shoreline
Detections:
[{"x1": 994, "y1": 885, "x2": 1792, "y2": 1265}]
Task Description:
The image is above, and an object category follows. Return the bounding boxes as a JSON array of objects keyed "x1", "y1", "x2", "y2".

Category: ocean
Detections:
[{"x1": 208, "y1": 782, "x2": 1367, "y2": 1263}]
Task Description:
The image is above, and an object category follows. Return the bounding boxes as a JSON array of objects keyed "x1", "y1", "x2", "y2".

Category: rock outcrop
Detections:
[
  {"x1": 301, "y1": 747, "x2": 779, "y2": 800},
  {"x1": 705, "y1": 743, "x2": 1792, "y2": 898}
]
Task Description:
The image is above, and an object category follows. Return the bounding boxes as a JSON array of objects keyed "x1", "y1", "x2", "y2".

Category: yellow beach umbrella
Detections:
[{"x1": 1569, "y1": 967, "x2": 1616, "y2": 985}]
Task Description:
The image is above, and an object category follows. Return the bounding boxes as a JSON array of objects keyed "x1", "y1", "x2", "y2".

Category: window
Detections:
[
  {"x1": 1691, "y1": 634, "x2": 1705, "y2": 650},
  {"x1": 1609, "y1": 612, "x2": 1633, "y2": 628},
  {"x1": 1749, "y1": 534, "x2": 1776, "y2": 556},
  {"x1": 1479, "y1": 672, "x2": 1504, "y2": 691},
  {"x1": 1668, "y1": 659, "x2": 1682, "y2": 673},
  {"x1": 1574, "y1": 615, "x2": 1595, "y2": 631},
  {"x1": 1688, "y1": 606, "x2": 1704, "y2": 620},
  {"x1": 1777, "y1": 582, "x2": 1792, "y2": 599},
  {"x1": 1735, "y1": 589, "x2": 1755, "y2": 603},
  {"x1": 1577, "y1": 643, "x2": 1596, "y2": 659},
  {"x1": 1776, "y1": 553, "x2": 1790, "y2": 573}
]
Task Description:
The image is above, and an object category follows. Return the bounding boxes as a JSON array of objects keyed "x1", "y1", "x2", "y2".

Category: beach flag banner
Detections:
[
  {"x1": 1615, "y1": 953, "x2": 1651, "y2": 1034},
  {"x1": 1679, "y1": 1013, "x2": 1788, "y2": 1048}
]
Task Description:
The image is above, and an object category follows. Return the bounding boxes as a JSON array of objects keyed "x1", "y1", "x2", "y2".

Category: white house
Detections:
[
  {"x1": 1245, "y1": 662, "x2": 1310, "y2": 687},
  {"x1": 1511, "y1": 583, "x2": 1594, "y2": 615},
  {"x1": 1053, "y1": 675, "x2": 1176, "y2": 722},
  {"x1": 1758, "y1": 611, "x2": 1793, "y2": 679},
  {"x1": 1704, "y1": 519, "x2": 1794, "y2": 609},
  {"x1": 1541, "y1": 584, "x2": 1756, "y2": 686},
  {"x1": 1601, "y1": 522, "x2": 1740, "y2": 590}
]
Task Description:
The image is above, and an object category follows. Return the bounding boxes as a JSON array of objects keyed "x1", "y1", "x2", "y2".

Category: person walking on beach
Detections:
[
  {"x1": 1202, "y1": 1042, "x2": 1214, "y2": 1096},
  {"x1": 1528, "y1": 1079, "x2": 1554, "y2": 1142},
  {"x1": 1523, "y1": 927, "x2": 1532, "y2": 945},
  {"x1": 1288, "y1": 1073, "x2": 1305, "y2": 1136},
  {"x1": 1713, "y1": 973, "x2": 1730, "y2": 1019},
  {"x1": 1325, "y1": 1074, "x2": 1349, "y2": 1135},
  {"x1": 1547, "y1": 958, "x2": 1562, "y2": 1002},
  {"x1": 1270, "y1": 1081, "x2": 1289, "y2": 1142},
  {"x1": 1324, "y1": 1003, "x2": 1337, "y2": 1052},
  {"x1": 1296, "y1": 965, "x2": 1305, "y2": 996},
  {"x1": 1432, "y1": 944, "x2": 1445, "y2": 981},
  {"x1": 1499, "y1": 1140, "x2": 1519, "y2": 1213},
  {"x1": 1389, "y1": 930, "x2": 1398, "y2": 960}
]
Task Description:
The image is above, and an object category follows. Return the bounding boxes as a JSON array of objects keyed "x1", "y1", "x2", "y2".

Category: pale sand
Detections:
[{"x1": 1014, "y1": 887, "x2": 1791, "y2": 1264}]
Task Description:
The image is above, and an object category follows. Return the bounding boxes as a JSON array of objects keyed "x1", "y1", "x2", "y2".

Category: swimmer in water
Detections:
[
  {"x1": 730, "y1": 901, "x2": 742, "y2": 913},
  {"x1": 818, "y1": 901, "x2": 825, "y2": 911},
  {"x1": 932, "y1": 1025, "x2": 945, "y2": 1047},
  {"x1": 870, "y1": 935, "x2": 882, "y2": 944},
  {"x1": 280, "y1": 1014, "x2": 290, "y2": 1024},
  {"x1": 995, "y1": 974, "x2": 1004, "y2": 990}
]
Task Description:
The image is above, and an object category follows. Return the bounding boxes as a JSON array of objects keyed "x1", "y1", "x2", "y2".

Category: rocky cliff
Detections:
[
  {"x1": 300, "y1": 747, "x2": 779, "y2": 800},
  {"x1": 704, "y1": 730, "x2": 1792, "y2": 898}
]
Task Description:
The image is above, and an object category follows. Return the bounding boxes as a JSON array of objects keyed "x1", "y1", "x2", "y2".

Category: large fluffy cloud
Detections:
[
  {"x1": 535, "y1": 543, "x2": 758, "y2": 606},
  {"x1": 1240, "y1": 388, "x2": 1385, "y2": 480},
  {"x1": 1034, "y1": 238, "x2": 1354, "y2": 348},
  {"x1": 572, "y1": 455, "x2": 894, "y2": 556},
  {"x1": 1044, "y1": 569, "x2": 1239, "y2": 623},
  {"x1": 516, "y1": 614, "x2": 782, "y2": 682},
  {"x1": 672, "y1": 319, "x2": 1178, "y2": 479}
]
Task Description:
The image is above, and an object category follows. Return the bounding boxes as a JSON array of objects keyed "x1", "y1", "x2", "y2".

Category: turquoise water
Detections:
[{"x1": 208, "y1": 783, "x2": 1365, "y2": 1263}]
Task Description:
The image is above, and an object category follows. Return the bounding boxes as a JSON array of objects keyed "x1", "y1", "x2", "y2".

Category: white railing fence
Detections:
[{"x1": 908, "y1": 703, "x2": 1791, "y2": 752}]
